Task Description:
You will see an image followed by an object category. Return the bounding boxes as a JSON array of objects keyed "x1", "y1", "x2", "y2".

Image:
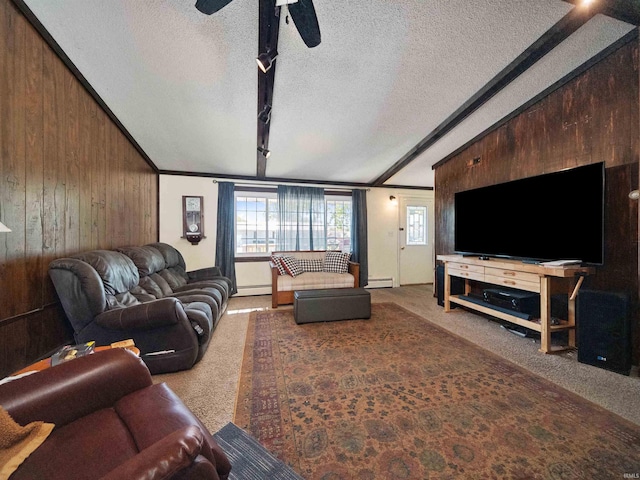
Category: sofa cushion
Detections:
[
  {"x1": 280, "y1": 255, "x2": 303, "y2": 277},
  {"x1": 150, "y1": 273, "x2": 174, "y2": 296},
  {"x1": 323, "y1": 251, "x2": 351, "y2": 273},
  {"x1": 117, "y1": 246, "x2": 166, "y2": 277},
  {"x1": 277, "y1": 272, "x2": 355, "y2": 291},
  {"x1": 138, "y1": 276, "x2": 164, "y2": 298},
  {"x1": 298, "y1": 258, "x2": 323, "y2": 272},
  {"x1": 10, "y1": 408, "x2": 138, "y2": 480},
  {"x1": 113, "y1": 382, "x2": 231, "y2": 473},
  {"x1": 73, "y1": 250, "x2": 140, "y2": 296},
  {"x1": 289, "y1": 251, "x2": 325, "y2": 261}
]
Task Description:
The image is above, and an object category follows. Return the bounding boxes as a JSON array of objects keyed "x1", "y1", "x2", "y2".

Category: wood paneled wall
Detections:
[
  {"x1": 435, "y1": 39, "x2": 639, "y2": 362},
  {"x1": 0, "y1": 0, "x2": 159, "y2": 376}
]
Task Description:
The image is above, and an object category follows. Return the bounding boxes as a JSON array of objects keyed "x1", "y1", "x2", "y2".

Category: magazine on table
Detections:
[{"x1": 51, "y1": 341, "x2": 96, "y2": 366}]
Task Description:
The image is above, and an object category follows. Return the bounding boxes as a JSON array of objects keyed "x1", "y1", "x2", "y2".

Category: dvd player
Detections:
[{"x1": 482, "y1": 288, "x2": 540, "y2": 318}]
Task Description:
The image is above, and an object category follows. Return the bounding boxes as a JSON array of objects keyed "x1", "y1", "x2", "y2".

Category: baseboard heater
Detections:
[
  {"x1": 366, "y1": 277, "x2": 393, "y2": 289},
  {"x1": 236, "y1": 285, "x2": 271, "y2": 297}
]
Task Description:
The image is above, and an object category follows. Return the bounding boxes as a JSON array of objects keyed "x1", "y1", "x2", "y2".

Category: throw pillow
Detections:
[
  {"x1": 280, "y1": 255, "x2": 304, "y2": 277},
  {"x1": 298, "y1": 258, "x2": 323, "y2": 273},
  {"x1": 323, "y1": 251, "x2": 351, "y2": 273},
  {"x1": 270, "y1": 255, "x2": 287, "y2": 276}
]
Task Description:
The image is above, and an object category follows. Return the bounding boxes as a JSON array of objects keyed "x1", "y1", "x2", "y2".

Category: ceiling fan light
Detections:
[
  {"x1": 256, "y1": 49, "x2": 278, "y2": 73},
  {"x1": 258, "y1": 146, "x2": 271, "y2": 159},
  {"x1": 258, "y1": 105, "x2": 272, "y2": 124}
]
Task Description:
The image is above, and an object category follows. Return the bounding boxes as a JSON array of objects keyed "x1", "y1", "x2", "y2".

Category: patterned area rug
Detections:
[{"x1": 234, "y1": 303, "x2": 640, "y2": 479}]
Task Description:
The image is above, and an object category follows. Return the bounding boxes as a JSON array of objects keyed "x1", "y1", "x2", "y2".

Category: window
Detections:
[
  {"x1": 234, "y1": 190, "x2": 352, "y2": 256},
  {"x1": 326, "y1": 198, "x2": 352, "y2": 251},
  {"x1": 406, "y1": 205, "x2": 427, "y2": 245},
  {"x1": 235, "y1": 192, "x2": 278, "y2": 255}
]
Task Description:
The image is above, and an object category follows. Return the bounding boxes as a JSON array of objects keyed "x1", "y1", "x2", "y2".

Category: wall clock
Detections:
[{"x1": 182, "y1": 195, "x2": 205, "y2": 245}]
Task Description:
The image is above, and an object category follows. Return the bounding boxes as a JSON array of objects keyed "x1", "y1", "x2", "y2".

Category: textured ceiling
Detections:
[{"x1": 24, "y1": 0, "x2": 636, "y2": 188}]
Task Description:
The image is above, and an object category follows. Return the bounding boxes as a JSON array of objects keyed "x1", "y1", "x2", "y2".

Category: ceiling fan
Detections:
[{"x1": 195, "y1": 0, "x2": 321, "y2": 48}]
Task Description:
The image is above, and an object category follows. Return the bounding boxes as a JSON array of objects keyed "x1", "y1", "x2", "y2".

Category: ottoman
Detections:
[{"x1": 294, "y1": 288, "x2": 371, "y2": 324}]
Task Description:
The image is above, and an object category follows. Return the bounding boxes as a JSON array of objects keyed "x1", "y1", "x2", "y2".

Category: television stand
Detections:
[{"x1": 437, "y1": 255, "x2": 595, "y2": 353}]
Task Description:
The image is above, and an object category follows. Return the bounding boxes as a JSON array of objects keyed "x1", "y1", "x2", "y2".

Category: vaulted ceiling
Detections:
[{"x1": 19, "y1": 0, "x2": 638, "y2": 188}]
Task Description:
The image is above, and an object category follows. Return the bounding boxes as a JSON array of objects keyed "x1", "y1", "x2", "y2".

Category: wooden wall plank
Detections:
[
  {"x1": 0, "y1": 0, "x2": 158, "y2": 376},
  {"x1": 78, "y1": 90, "x2": 91, "y2": 249},
  {"x1": 0, "y1": 0, "x2": 8, "y2": 308},
  {"x1": 96, "y1": 109, "x2": 107, "y2": 248},
  {"x1": 24, "y1": 11, "x2": 43, "y2": 313},
  {"x1": 42, "y1": 39, "x2": 58, "y2": 304},
  {"x1": 5, "y1": 3, "x2": 27, "y2": 318},
  {"x1": 64, "y1": 70, "x2": 79, "y2": 254}
]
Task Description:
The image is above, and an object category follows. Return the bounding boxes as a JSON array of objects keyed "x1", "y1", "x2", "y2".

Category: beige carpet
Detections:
[{"x1": 154, "y1": 286, "x2": 640, "y2": 435}]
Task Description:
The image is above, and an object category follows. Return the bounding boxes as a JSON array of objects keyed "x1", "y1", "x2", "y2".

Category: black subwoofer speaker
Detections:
[
  {"x1": 436, "y1": 264, "x2": 465, "y2": 308},
  {"x1": 577, "y1": 290, "x2": 631, "y2": 376}
]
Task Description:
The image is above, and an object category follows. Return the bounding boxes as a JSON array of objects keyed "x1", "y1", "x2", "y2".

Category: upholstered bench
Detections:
[{"x1": 294, "y1": 288, "x2": 371, "y2": 324}]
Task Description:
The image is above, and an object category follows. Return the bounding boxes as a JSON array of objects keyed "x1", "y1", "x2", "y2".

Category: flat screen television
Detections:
[{"x1": 454, "y1": 162, "x2": 604, "y2": 265}]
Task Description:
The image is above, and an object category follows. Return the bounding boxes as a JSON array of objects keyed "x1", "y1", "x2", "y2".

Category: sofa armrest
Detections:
[
  {"x1": 95, "y1": 298, "x2": 187, "y2": 331},
  {"x1": 270, "y1": 261, "x2": 280, "y2": 308},
  {"x1": 100, "y1": 426, "x2": 218, "y2": 480},
  {"x1": 187, "y1": 266, "x2": 222, "y2": 281},
  {"x1": 348, "y1": 261, "x2": 360, "y2": 288},
  {"x1": 0, "y1": 349, "x2": 152, "y2": 429}
]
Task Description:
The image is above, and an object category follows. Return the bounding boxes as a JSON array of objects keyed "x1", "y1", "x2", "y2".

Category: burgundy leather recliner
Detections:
[{"x1": 0, "y1": 349, "x2": 231, "y2": 480}]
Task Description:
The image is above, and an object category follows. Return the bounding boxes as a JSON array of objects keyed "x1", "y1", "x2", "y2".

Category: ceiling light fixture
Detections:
[
  {"x1": 258, "y1": 105, "x2": 272, "y2": 124},
  {"x1": 256, "y1": 49, "x2": 278, "y2": 73},
  {"x1": 258, "y1": 146, "x2": 271, "y2": 159}
]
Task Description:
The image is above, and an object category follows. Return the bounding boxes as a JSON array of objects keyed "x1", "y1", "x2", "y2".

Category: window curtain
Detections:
[
  {"x1": 277, "y1": 185, "x2": 326, "y2": 251},
  {"x1": 215, "y1": 181, "x2": 237, "y2": 295},
  {"x1": 351, "y1": 189, "x2": 368, "y2": 287}
]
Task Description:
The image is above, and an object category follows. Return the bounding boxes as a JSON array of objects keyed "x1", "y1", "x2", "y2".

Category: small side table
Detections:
[{"x1": 11, "y1": 345, "x2": 140, "y2": 376}]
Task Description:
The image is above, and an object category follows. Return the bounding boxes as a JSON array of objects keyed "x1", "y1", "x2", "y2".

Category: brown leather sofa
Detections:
[
  {"x1": 48, "y1": 243, "x2": 232, "y2": 374},
  {"x1": 146, "y1": 242, "x2": 232, "y2": 307},
  {"x1": 0, "y1": 349, "x2": 231, "y2": 480},
  {"x1": 117, "y1": 244, "x2": 230, "y2": 320}
]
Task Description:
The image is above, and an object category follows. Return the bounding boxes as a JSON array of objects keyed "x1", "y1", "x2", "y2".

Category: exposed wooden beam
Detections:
[
  {"x1": 562, "y1": 0, "x2": 640, "y2": 26},
  {"x1": 431, "y1": 28, "x2": 638, "y2": 171},
  {"x1": 370, "y1": 6, "x2": 596, "y2": 186},
  {"x1": 256, "y1": 0, "x2": 280, "y2": 178}
]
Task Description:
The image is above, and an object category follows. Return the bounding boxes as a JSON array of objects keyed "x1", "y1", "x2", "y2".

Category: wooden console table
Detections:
[{"x1": 437, "y1": 255, "x2": 594, "y2": 353}]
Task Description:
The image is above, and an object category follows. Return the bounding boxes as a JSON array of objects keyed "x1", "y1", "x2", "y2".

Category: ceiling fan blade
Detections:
[
  {"x1": 288, "y1": 0, "x2": 321, "y2": 48},
  {"x1": 195, "y1": 0, "x2": 234, "y2": 15}
]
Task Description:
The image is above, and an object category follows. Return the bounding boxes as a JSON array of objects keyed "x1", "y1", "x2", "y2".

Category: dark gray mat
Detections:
[{"x1": 213, "y1": 422, "x2": 303, "y2": 480}]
